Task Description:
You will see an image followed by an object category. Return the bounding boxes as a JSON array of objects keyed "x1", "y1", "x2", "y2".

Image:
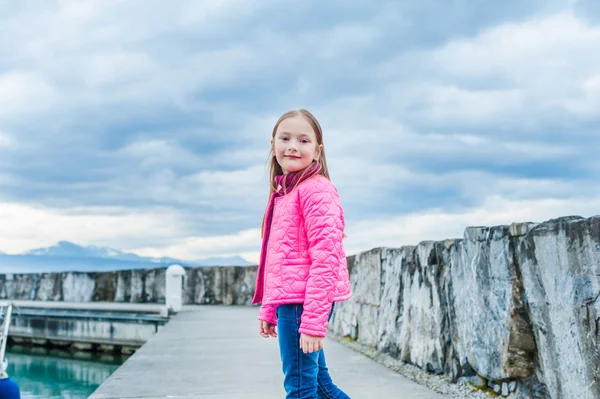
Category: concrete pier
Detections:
[
  {"x1": 10, "y1": 300, "x2": 167, "y2": 314},
  {"x1": 9, "y1": 300, "x2": 169, "y2": 351},
  {"x1": 90, "y1": 305, "x2": 447, "y2": 398}
]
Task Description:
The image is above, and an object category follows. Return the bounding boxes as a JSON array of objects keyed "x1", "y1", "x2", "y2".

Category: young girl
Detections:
[{"x1": 252, "y1": 109, "x2": 352, "y2": 398}]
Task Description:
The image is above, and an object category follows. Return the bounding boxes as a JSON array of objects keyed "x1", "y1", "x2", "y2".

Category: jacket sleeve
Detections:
[
  {"x1": 258, "y1": 303, "x2": 277, "y2": 325},
  {"x1": 298, "y1": 181, "x2": 343, "y2": 337}
]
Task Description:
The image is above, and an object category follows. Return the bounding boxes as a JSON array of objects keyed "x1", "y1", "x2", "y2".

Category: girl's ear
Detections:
[{"x1": 315, "y1": 144, "x2": 323, "y2": 160}]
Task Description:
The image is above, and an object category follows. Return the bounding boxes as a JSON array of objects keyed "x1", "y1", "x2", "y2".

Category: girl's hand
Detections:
[
  {"x1": 300, "y1": 333, "x2": 323, "y2": 354},
  {"x1": 259, "y1": 320, "x2": 277, "y2": 338}
]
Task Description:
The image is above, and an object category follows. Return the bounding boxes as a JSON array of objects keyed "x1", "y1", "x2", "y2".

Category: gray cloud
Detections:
[{"x1": 1, "y1": 0, "x2": 598, "y2": 255}]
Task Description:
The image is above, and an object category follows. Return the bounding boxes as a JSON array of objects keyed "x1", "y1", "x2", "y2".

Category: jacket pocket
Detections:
[
  {"x1": 282, "y1": 258, "x2": 311, "y2": 267},
  {"x1": 281, "y1": 259, "x2": 310, "y2": 294}
]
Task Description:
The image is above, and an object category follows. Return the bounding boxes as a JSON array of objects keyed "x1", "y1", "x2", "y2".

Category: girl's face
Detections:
[{"x1": 272, "y1": 115, "x2": 322, "y2": 175}]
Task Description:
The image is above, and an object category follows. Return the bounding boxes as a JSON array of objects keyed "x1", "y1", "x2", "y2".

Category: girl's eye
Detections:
[
  {"x1": 281, "y1": 137, "x2": 289, "y2": 141},
  {"x1": 300, "y1": 139, "x2": 309, "y2": 144}
]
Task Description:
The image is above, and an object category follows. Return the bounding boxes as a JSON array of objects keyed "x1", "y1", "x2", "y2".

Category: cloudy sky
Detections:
[{"x1": 1, "y1": 0, "x2": 599, "y2": 263}]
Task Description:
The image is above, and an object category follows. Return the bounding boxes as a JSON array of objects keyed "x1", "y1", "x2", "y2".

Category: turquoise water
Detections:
[{"x1": 5, "y1": 346, "x2": 128, "y2": 399}]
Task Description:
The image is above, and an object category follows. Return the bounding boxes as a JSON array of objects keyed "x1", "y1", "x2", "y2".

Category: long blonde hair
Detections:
[{"x1": 261, "y1": 109, "x2": 330, "y2": 237}]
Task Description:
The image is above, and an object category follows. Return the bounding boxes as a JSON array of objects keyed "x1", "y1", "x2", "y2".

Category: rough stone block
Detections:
[
  {"x1": 516, "y1": 216, "x2": 600, "y2": 399},
  {"x1": 449, "y1": 225, "x2": 535, "y2": 381}
]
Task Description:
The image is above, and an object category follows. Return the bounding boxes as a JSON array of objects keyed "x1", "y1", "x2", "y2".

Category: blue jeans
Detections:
[{"x1": 276, "y1": 303, "x2": 350, "y2": 399}]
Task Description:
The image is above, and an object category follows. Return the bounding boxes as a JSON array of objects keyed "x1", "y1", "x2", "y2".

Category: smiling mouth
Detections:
[{"x1": 285, "y1": 156, "x2": 301, "y2": 159}]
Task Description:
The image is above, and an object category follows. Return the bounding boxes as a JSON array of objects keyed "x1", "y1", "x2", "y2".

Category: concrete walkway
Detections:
[{"x1": 90, "y1": 305, "x2": 447, "y2": 398}]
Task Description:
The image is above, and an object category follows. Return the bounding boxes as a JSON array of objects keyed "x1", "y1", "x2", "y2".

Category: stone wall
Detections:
[
  {"x1": 0, "y1": 266, "x2": 258, "y2": 305},
  {"x1": 329, "y1": 215, "x2": 600, "y2": 399}
]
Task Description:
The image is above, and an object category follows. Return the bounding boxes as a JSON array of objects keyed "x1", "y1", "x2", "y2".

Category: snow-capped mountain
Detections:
[
  {"x1": 25, "y1": 241, "x2": 176, "y2": 263},
  {"x1": 0, "y1": 241, "x2": 254, "y2": 273}
]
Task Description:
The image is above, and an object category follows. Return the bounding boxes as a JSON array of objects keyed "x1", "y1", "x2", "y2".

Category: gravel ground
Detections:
[{"x1": 333, "y1": 337, "x2": 501, "y2": 399}]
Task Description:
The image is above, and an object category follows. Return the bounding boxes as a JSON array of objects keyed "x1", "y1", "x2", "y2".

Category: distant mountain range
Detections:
[{"x1": 0, "y1": 241, "x2": 254, "y2": 273}]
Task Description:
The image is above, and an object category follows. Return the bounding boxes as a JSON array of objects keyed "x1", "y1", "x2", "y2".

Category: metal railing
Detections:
[{"x1": 0, "y1": 301, "x2": 13, "y2": 377}]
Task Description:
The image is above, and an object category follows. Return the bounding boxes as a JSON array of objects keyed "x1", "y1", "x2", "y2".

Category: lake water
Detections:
[{"x1": 5, "y1": 346, "x2": 128, "y2": 399}]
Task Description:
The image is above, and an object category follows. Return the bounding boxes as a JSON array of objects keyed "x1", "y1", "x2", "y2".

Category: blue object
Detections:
[{"x1": 0, "y1": 377, "x2": 20, "y2": 399}]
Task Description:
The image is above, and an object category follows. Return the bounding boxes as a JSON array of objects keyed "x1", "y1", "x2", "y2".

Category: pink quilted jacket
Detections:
[{"x1": 252, "y1": 174, "x2": 352, "y2": 337}]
